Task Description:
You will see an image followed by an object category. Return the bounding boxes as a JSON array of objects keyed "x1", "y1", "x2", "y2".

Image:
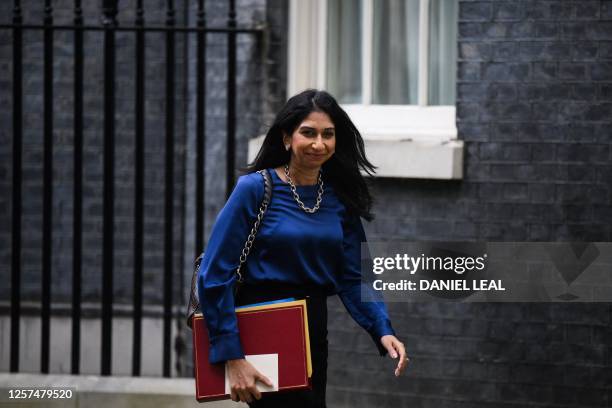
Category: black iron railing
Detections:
[{"x1": 2, "y1": 0, "x2": 263, "y2": 378}]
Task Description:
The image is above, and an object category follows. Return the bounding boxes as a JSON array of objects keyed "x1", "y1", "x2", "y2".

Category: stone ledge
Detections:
[
  {"x1": 362, "y1": 138, "x2": 464, "y2": 179},
  {"x1": 0, "y1": 373, "x2": 244, "y2": 408},
  {"x1": 248, "y1": 136, "x2": 464, "y2": 180}
]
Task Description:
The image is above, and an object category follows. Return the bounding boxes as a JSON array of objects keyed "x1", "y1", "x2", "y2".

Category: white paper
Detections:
[{"x1": 225, "y1": 353, "x2": 279, "y2": 394}]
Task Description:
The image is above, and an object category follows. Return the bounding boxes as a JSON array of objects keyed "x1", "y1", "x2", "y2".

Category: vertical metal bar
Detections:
[
  {"x1": 287, "y1": 0, "x2": 298, "y2": 97},
  {"x1": 101, "y1": 0, "x2": 118, "y2": 376},
  {"x1": 178, "y1": 0, "x2": 189, "y2": 375},
  {"x1": 163, "y1": 0, "x2": 175, "y2": 378},
  {"x1": 41, "y1": 0, "x2": 54, "y2": 375},
  {"x1": 132, "y1": 0, "x2": 145, "y2": 377},
  {"x1": 71, "y1": 0, "x2": 84, "y2": 375},
  {"x1": 316, "y1": 0, "x2": 327, "y2": 90},
  {"x1": 195, "y1": 0, "x2": 206, "y2": 258},
  {"x1": 176, "y1": 0, "x2": 189, "y2": 377},
  {"x1": 226, "y1": 0, "x2": 237, "y2": 198},
  {"x1": 10, "y1": 0, "x2": 23, "y2": 374}
]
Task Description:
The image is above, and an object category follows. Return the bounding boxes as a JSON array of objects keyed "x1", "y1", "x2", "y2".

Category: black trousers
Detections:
[{"x1": 235, "y1": 283, "x2": 329, "y2": 408}]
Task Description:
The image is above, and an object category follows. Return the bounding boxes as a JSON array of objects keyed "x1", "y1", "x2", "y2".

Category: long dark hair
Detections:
[{"x1": 247, "y1": 89, "x2": 376, "y2": 221}]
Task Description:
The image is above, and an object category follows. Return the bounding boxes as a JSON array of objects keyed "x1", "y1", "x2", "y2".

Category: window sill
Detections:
[
  {"x1": 361, "y1": 137, "x2": 463, "y2": 179},
  {"x1": 247, "y1": 135, "x2": 463, "y2": 180}
]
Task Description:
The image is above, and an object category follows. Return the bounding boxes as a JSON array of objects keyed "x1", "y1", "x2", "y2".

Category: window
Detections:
[
  {"x1": 283, "y1": 0, "x2": 463, "y2": 179},
  {"x1": 292, "y1": 0, "x2": 457, "y2": 106}
]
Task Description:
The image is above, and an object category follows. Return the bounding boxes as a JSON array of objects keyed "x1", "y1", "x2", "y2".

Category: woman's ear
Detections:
[{"x1": 282, "y1": 133, "x2": 291, "y2": 151}]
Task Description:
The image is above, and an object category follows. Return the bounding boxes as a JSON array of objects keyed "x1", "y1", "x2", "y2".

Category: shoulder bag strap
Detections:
[{"x1": 186, "y1": 169, "x2": 273, "y2": 328}]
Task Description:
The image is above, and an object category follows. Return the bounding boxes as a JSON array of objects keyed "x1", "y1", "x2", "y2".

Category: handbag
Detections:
[{"x1": 186, "y1": 168, "x2": 273, "y2": 328}]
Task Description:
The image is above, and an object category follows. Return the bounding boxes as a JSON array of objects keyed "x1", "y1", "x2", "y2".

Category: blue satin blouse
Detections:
[{"x1": 197, "y1": 169, "x2": 395, "y2": 364}]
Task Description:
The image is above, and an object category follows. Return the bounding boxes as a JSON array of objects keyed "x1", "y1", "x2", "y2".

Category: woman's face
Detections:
[{"x1": 284, "y1": 111, "x2": 336, "y2": 169}]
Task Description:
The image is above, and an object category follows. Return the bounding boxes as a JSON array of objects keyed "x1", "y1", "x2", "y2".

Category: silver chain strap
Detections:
[
  {"x1": 284, "y1": 164, "x2": 324, "y2": 214},
  {"x1": 186, "y1": 170, "x2": 271, "y2": 328},
  {"x1": 235, "y1": 170, "x2": 269, "y2": 283}
]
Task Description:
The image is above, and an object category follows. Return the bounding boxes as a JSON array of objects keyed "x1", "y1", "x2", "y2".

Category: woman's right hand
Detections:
[{"x1": 226, "y1": 358, "x2": 273, "y2": 403}]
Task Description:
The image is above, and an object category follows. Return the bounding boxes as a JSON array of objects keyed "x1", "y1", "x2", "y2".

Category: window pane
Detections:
[
  {"x1": 428, "y1": 0, "x2": 458, "y2": 105},
  {"x1": 327, "y1": 0, "x2": 362, "y2": 104},
  {"x1": 372, "y1": 0, "x2": 420, "y2": 105}
]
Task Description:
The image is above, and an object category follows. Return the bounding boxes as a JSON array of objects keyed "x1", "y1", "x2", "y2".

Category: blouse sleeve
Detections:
[
  {"x1": 337, "y1": 214, "x2": 396, "y2": 356},
  {"x1": 196, "y1": 173, "x2": 264, "y2": 364}
]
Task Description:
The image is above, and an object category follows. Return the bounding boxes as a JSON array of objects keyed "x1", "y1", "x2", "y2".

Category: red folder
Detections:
[{"x1": 192, "y1": 299, "x2": 312, "y2": 402}]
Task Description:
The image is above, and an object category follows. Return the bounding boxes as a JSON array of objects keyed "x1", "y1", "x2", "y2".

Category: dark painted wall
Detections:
[{"x1": 326, "y1": 1, "x2": 612, "y2": 407}]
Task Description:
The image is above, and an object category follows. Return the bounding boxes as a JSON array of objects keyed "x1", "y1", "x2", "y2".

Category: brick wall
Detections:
[{"x1": 327, "y1": 1, "x2": 612, "y2": 407}]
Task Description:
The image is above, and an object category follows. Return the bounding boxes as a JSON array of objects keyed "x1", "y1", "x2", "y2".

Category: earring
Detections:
[{"x1": 285, "y1": 144, "x2": 290, "y2": 151}]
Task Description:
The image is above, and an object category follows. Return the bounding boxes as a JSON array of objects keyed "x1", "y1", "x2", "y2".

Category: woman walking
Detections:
[{"x1": 197, "y1": 89, "x2": 408, "y2": 407}]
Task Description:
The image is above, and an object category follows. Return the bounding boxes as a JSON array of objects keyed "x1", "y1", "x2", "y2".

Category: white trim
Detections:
[
  {"x1": 287, "y1": 0, "x2": 298, "y2": 95},
  {"x1": 418, "y1": 0, "x2": 430, "y2": 106},
  {"x1": 362, "y1": 0, "x2": 373, "y2": 104},
  {"x1": 248, "y1": 135, "x2": 463, "y2": 180},
  {"x1": 317, "y1": 0, "x2": 328, "y2": 90},
  {"x1": 364, "y1": 138, "x2": 463, "y2": 179},
  {"x1": 288, "y1": 0, "x2": 319, "y2": 96}
]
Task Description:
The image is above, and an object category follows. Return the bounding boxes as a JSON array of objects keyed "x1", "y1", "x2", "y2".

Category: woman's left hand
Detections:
[{"x1": 380, "y1": 335, "x2": 409, "y2": 377}]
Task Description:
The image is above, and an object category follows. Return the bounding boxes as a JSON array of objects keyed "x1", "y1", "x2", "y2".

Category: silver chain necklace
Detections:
[{"x1": 284, "y1": 164, "x2": 324, "y2": 213}]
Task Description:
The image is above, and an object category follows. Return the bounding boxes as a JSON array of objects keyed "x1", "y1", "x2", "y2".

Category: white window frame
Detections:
[{"x1": 284, "y1": 0, "x2": 463, "y2": 179}]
